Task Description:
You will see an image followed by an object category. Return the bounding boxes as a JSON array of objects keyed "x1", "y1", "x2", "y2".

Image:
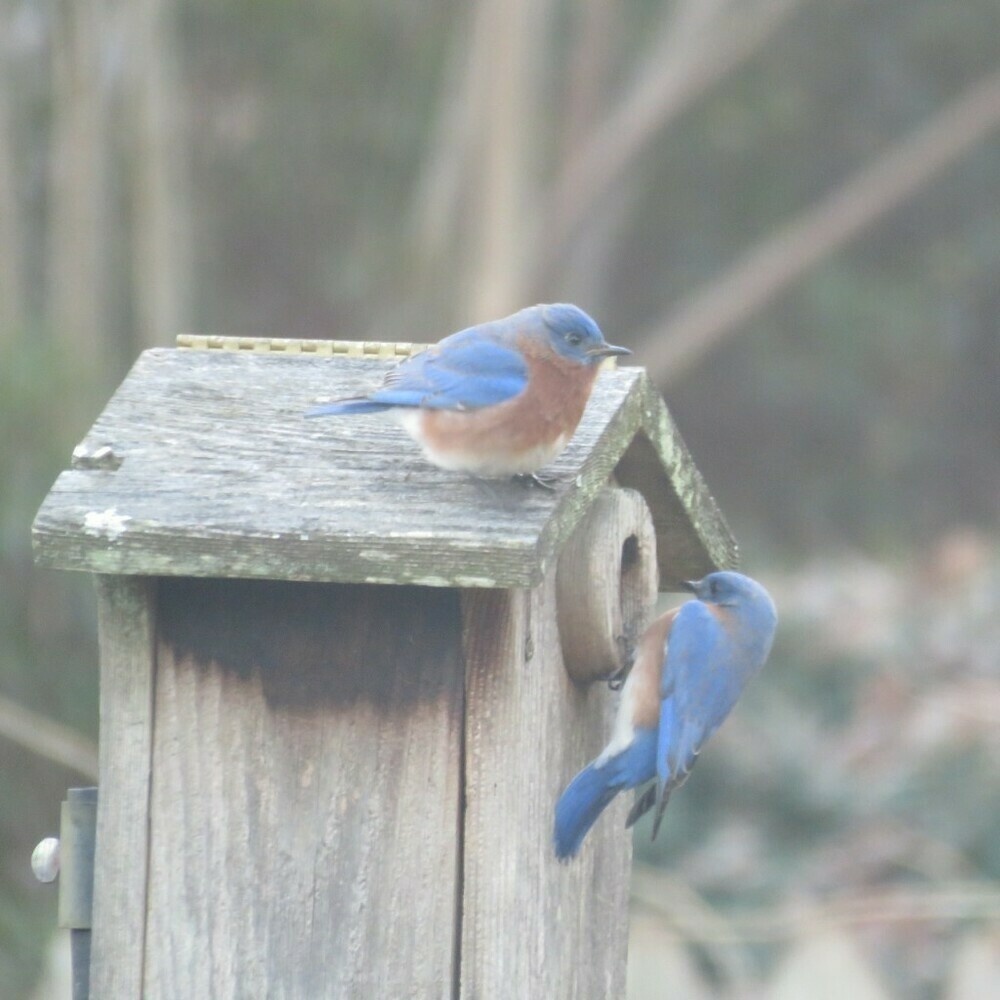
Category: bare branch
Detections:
[
  {"x1": 544, "y1": 0, "x2": 803, "y2": 270},
  {"x1": 633, "y1": 864, "x2": 1000, "y2": 941},
  {"x1": 636, "y1": 69, "x2": 1000, "y2": 383},
  {"x1": 0, "y1": 692, "x2": 99, "y2": 780}
]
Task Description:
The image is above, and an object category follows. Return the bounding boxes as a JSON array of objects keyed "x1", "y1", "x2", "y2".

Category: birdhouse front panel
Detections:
[{"x1": 95, "y1": 575, "x2": 466, "y2": 998}]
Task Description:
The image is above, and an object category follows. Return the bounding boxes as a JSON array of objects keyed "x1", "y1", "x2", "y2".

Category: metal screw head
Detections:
[{"x1": 31, "y1": 837, "x2": 60, "y2": 883}]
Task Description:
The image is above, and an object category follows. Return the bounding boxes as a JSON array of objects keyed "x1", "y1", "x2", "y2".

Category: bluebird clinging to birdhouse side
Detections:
[
  {"x1": 554, "y1": 571, "x2": 778, "y2": 861},
  {"x1": 306, "y1": 303, "x2": 630, "y2": 479}
]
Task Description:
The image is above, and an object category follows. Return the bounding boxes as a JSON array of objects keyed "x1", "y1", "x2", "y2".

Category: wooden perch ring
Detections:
[{"x1": 556, "y1": 487, "x2": 659, "y2": 684}]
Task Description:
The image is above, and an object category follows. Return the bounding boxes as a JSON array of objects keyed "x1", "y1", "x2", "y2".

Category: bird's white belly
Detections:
[
  {"x1": 399, "y1": 410, "x2": 568, "y2": 477},
  {"x1": 596, "y1": 672, "x2": 639, "y2": 767}
]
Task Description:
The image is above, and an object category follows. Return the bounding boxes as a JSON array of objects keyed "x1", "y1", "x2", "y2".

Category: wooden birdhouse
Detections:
[{"x1": 32, "y1": 335, "x2": 736, "y2": 998}]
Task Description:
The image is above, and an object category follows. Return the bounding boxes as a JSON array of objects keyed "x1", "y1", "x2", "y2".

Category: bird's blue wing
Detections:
[
  {"x1": 652, "y1": 601, "x2": 726, "y2": 835},
  {"x1": 672, "y1": 606, "x2": 748, "y2": 751},
  {"x1": 368, "y1": 329, "x2": 529, "y2": 411}
]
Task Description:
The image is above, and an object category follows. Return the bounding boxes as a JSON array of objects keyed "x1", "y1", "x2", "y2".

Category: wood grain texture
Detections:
[
  {"x1": 143, "y1": 579, "x2": 463, "y2": 999},
  {"x1": 460, "y1": 572, "x2": 632, "y2": 999},
  {"x1": 32, "y1": 348, "x2": 734, "y2": 588},
  {"x1": 91, "y1": 575, "x2": 157, "y2": 1000},
  {"x1": 556, "y1": 487, "x2": 659, "y2": 683}
]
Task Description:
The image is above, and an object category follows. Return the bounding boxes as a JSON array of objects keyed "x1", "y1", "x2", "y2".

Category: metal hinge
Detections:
[
  {"x1": 176, "y1": 333, "x2": 429, "y2": 357},
  {"x1": 32, "y1": 787, "x2": 97, "y2": 1000}
]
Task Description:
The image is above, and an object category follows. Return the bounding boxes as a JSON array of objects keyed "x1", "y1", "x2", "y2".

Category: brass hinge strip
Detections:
[{"x1": 176, "y1": 334, "x2": 428, "y2": 358}]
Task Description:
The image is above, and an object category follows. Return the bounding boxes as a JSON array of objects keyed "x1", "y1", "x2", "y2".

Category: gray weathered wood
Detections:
[
  {"x1": 32, "y1": 348, "x2": 735, "y2": 589},
  {"x1": 90, "y1": 575, "x2": 156, "y2": 1000},
  {"x1": 142, "y1": 579, "x2": 463, "y2": 999},
  {"x1": 460, "y1": 568, "x2": 632, "y2": 999}
]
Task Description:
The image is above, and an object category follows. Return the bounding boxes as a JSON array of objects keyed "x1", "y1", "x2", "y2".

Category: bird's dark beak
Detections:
[
  {"x1": 680, "y1": 579, "x2": 699, "y2": 593},
  {"x1": 588, "y1": 343, "x2": 631, "y2": 359}
]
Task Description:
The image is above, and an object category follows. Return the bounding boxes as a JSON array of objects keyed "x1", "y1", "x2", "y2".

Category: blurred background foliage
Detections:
[{"x1": 2, "y1": 0, "x2": 998, "y2": 996}]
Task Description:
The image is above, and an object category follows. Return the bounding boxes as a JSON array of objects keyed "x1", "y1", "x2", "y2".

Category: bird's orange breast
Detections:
[
  {"x1": 414, "y1": 339, "x2": 599, "y2": 476},
  {"x1": 630, "y1": 608, "x2": 679, "y2": 730}
]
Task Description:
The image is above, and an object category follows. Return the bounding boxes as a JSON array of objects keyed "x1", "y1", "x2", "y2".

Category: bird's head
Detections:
[
  {"x1": 682, "y1": 571, "x2": 777, "y2": 625},
  {"x1": 539, "y1": 303, "x2": 631, "y2": 366}
]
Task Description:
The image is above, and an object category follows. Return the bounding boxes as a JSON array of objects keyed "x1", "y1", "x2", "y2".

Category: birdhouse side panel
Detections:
[
  {"x1": 90, "y1": 576, "x2": 158, "y2": 1000},
  {"x1": 141, "y1": 579, "x2": 464, "y2": 999},
  {"x1": 459, "y1": 576, "x2": 631, "y2": 999}
]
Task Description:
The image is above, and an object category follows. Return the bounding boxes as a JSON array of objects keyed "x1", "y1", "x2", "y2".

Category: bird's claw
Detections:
[
  {"x1": 607, "y1": 642, "x2": 636, "y2": 690},
  {"x1": 512, "y1": 470, "x2": 568, "y2": 491},
  {"x1": 606, "y1": 665, "x2": 629, "y2": 691}
]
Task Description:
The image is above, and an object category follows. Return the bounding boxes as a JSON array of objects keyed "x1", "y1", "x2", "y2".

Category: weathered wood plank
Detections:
[
  {"x1": 143, "y1": 579, "x2": 463, "y2": 998},
  {"x1": 90, "y1": 575, "x2": 157, "y2": 1000},
  {"x1": 31, "y1": 348, "x2": 734, "y2": 588},
  {"x1": 459, "y1": 570, "x2": 632, "y2": 999}
]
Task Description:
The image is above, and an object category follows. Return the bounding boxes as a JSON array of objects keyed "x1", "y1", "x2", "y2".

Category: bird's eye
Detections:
[
  {"x1": 709, "y1": 579, "x2": 719, "y2": 597},
  {"x1": 565, "y1": 332, "x2": 583, "y2": 346}
]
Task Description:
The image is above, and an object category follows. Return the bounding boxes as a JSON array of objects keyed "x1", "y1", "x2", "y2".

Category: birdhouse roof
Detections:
[{"x1": 32, "y1": 340, "x2": 736, "y2": 590}]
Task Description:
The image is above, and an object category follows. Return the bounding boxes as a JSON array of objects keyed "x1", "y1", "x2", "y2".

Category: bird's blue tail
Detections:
[
  {"x1": 553, "y1": 763, "x2": 619, "y2": 861},
  {"x1": 305, "y1": 399, "x2": 392, "y2": 417}
]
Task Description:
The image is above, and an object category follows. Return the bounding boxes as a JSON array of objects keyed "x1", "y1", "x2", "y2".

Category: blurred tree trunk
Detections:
[
  {"x1": 407, "y1": 5, "x2": 489, "y2": 330},
  {"x1": 546, "y1": 0, "x2": 623, "y2": 313},
  {"x1": 465, "y1": 0, "x2": 551, "y2": 321},
  {"x1": 47, "y1": 0, "x2": 108, "y2": 363},
  {"x1": 409, "y1": 0, "x2": 555, "y2": 326},
  {"x1": 126, "y1": 0, "x2": 189, "y2": 350},
  {"x1": 562, "y1": 0, "x2": 616, "y2": 158},
  {"x1": 0, "y1": 47, "x2": 23, "y2": 339}
]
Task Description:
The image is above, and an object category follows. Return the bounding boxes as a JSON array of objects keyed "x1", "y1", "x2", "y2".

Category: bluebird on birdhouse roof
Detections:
[{"x1": 32, "y1": 335, "x2": 735, "y2": 589}]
